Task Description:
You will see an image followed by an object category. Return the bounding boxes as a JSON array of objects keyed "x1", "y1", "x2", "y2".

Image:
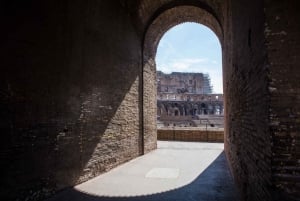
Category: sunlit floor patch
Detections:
[
  {"x1": 145, "y1": 168, "x2": 179, "y2": 179},
  {"x1": 73, "y1": 141, "x2": 224, "y2": 197}
]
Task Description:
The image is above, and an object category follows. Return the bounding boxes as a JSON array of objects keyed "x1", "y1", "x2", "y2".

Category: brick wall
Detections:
[
  {"x1": 143, "y1": 57, "x2": 158, "y2": 153},
  {"x1": 264, "y1": 0, "x2": 300, "y2": 200},
  {"x1": 0, "y1": 1, "x2": 143, "y2": 200},
  {"x1": 158, "y1": 129, "x2": 224, "y2": 142},
  {"x1": 223, "y1": 0, "x2": 272, "y2": 201},
  {"x1": 224, "y1": 1, "x2": 300, "y2": 201},
  {"x1": 1, "y1": 1, "x2": 299, "y2": 201},
  {"x1": 142, "y1": 3, "x2": 224, "y2": 154}
]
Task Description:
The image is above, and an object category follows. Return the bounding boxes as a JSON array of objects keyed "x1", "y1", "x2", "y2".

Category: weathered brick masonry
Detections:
[
  {"x1": 264, "y1": 1, "x2": 300, "y2": 199},
  {"x1": 224, "y1": 1, "x2": 300, "y2": 200},
  {"x1": 0, "y1": 1, "x2": 299, "y2": 201},
  {"x1": 223, "y1": 1, "x2": 272, "y2": 200},
  {"x1": 158, "y1": 129, "x2": 224, "y2": 142},
  {"x1": 1, "y1": 1, "x2": 143, "y2": 200}
]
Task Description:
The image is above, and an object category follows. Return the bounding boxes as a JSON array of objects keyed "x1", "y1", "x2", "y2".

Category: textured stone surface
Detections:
[
  {"x1": 142, "y1": 2, "x2": 223, "y2": 156},
  {"x1": 142, "y1": 1, "x2": 299, "y2": 201},
  {"x1": 1, "y1": 1, "x2": 143, "y2": 200},
  {"x1": 1, "y1": 1, "x2": 299, "y2": 201},
  {"x1": 157, "y1": 71, "x2": 213, "y2": 94},
  {"x1": 264, "y1": 0, "x2": 300, "y2": 200},
  {"x1": 224, "y1": 1, "x2": 299, "y2": 201},
  {"x1": 223, "y1": 1, "x2": 272, "y2": 201},
  {"x1": 158, "y1": 129, "x2": 224, "y2": 142}
]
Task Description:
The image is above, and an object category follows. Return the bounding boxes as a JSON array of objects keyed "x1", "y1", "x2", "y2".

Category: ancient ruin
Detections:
[
  {"x1": 1, "y1": 1, "x2": 299, "y2": 201},
  {"x1": 157, "y1": 71, "x2": 213, "y2": 94},
  {"x1": 157, "y1": 71, "x2": 223, "y2": 128}
]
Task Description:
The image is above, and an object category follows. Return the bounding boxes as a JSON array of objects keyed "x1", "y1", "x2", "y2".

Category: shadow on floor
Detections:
[{"x1": 46, "y1": 151, "x2": 239, "y2": 201}]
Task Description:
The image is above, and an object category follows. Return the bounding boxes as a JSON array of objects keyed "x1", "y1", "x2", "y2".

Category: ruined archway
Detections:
[{"x1": 142, "y1": 5, "x2": 224, "y2": 153}]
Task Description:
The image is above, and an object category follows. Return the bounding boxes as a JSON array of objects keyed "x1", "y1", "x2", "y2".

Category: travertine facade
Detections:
[
  {"x1": 157, "y1": 71, "x2": 212, "y2": 94},
  {"x1": 157, "y1": 72, "x2": 223, "y2": 128}
]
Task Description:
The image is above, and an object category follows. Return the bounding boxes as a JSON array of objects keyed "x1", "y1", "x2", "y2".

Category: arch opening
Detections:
[{"x1": 142, "y1": 4, "x2": 224, "y2": 152}]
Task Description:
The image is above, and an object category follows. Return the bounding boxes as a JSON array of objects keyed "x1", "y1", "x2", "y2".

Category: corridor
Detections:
[
  {"x1": 1, "y1": 1, "x2": 299, "y2": 200},
  {"x1": 47, "y1": 141, "x2": 239, "y2": 201}
]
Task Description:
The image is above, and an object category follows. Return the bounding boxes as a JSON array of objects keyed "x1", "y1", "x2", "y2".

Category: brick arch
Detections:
[
  {"x1": 142, "y1": 4, "x2": 223, "y2": 153},
  {"x1": 143, "y1": 5, "x2": 223, "y2": 59}
]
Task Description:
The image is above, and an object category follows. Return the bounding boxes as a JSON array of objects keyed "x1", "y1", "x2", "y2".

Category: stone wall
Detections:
[
  {"x1": 158, "y1": 129, "x2": 224, "y2": 142},
  {"x1": 264, "y1": 0, "x2": 300, "y2": 200},
  {"x1": 158, "y1": 93, "x2": 224, "y2": 101},
  {"x1": 0, "y1": 1, "x2": 143, "y2": 200},
  {"x1": 223, "y1": 0, "x2": 272, "y2": 201},
  {"x1": 157, "y1": 71, "x2": 212, "y2": 94},
  {"x1": 143, "y1": 57, "x2": 158, "y2": 153},
  {"x1": 157, "y1": 99, "x2": 224, "y2": 117},
  {"x1": 142, "y1": 2, "x2": 223, "y2": 155},
  {"x1": 224, "y1": 1, "x2": 300, "y2": 201},
  {"x1": 1, "y1": 1, "x2": 299, "y2": 201}
]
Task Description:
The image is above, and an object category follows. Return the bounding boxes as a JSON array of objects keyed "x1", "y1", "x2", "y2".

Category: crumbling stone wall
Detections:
[
  {"x1": 157, "y1": 71, "x2": 213, "y2": 94},
  {"x1": 0, "y1": 1, "x2": 143, "y2": 200},
  {"x1": 158, "y1": 98, "x2": 224, "y2": 117}
]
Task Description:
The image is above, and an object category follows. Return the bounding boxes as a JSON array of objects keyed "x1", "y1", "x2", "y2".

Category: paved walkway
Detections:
[{"x1": 47, "y1": 141, "x2": 239, "y2": 201}]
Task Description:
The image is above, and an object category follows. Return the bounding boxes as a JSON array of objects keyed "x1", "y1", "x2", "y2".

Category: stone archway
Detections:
[{"x1": 142, "y1": 4, "x2": 224, "y2": 154}]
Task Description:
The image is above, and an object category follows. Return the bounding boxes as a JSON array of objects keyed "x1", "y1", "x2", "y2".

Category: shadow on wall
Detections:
[
  {"x1": 0, "y1": 0, "x2": 142, "y2": 200},
  {"x1": 46, "y1": 151, "x2": 239, "y2": 201}
]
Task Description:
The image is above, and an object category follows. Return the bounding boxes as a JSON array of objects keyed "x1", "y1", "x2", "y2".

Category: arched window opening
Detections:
[
  {"x1": 143, "y1": 5, "x2": 224, "y2": 153},
  {"x1": 155, "y1": 22, "x2": 222, "y2": 132}
]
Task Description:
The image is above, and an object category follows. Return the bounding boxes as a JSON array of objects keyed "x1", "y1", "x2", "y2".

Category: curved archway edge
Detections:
[{"x1": 142, "y1": 4, "x2": 224, "y2": 153}]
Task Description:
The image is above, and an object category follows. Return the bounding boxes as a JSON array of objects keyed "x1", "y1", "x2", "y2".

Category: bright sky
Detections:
[{"x1": 155, "y1": 22, "x2": 223, "y2": 93}]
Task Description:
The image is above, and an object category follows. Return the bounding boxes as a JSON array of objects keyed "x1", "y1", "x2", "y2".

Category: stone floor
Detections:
[{"x1": 47, "y1": 141, "x2": 239, "y2": 201}]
